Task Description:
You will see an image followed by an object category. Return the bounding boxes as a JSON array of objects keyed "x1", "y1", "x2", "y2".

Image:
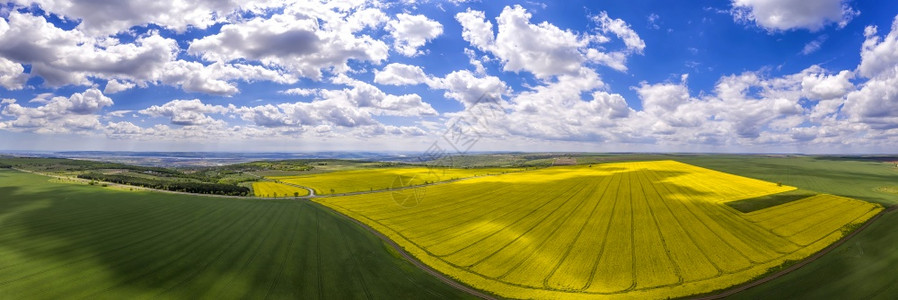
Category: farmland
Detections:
[
  {"x1": 269, "y1": 167, "x2": 520, "y2": 195},
  {"x1": 674, "y1": 155, "x2": 898, "y2": 298},
  {"x1": 0, "y1": 169, "x2": 473, "y2": 299},
  {"x1": 315, "y1": 160, "x2": 882, "y2": 299},
  {"x1": 251, "y1": 181, "x2": 310, "y2": 197}
]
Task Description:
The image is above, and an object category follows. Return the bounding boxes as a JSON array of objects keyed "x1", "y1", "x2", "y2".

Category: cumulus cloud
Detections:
[
  {"x1": 158, "y1": 60, "x2": 296, "y2": 95},
  {"x1": 844, "y1": 75, "x2": 898, "y2": 129},
  {"x1": 328, "y1": 75, "x2": 437, "y2": 116},
  {"x1": 233, "y1": 100, "x2": 375, "y2": 128},
  {"x1": 374, "y1": 63, "x2": 428, "y2": 85},
  {"x1": 478, "y1": 63, "x2": 866, "y2": 147},
  {"x1": 455, "y1": 9, "x2": 495, "y2": 51},
  {"x1": 496, "y1": 69, "x2": 629, "y2": 141},
  {"x1": 0, "y1": 12, "x2": 174, "y2": 86},
  {"x1": 3, "y1": 1, "x2": 897, "y2": 152},
  {"x1": 11, "y1": 0, "x2": 278, "y2": 36},
  {"x1": 857, "y1": 17, "x2": 898, "y2": 79},
  {"x1": 0, "y1": 57, "x2": 28, "y2": 90},
  {"x1": 387, "y1": 13, "x2": 443, "y2": 56},
  {"x1": 0, "y1": 88, "x2": 112, "y2": 133},
  {"x1": 842, "y1": 16, "x2": 898, "y2": 130},
  {"x1": 428, "y1": 70, "x2": 510, "y2": 107},
  {"x1": 139, "y1": 99, "x2": 229, "y2": 126},
  {"x1": 730, "y1": 0, "x2": 858, "y2": 32},
  {"x1": 0, "y1": 11, "x2": 294, "y2": 95},
  {"x1": 230, "y1": 75, "x2": 437, "y2": 130},
  {"x1": 800, "y1": 67, "x2": 854, "y2": 100},
  {"x1": 456, "y1": 5, "x2": 643, "y2": 78},
  {"x1": 279, "y1": 88, "x2": 318, "y2": 96},
  {"x1": 104, "y1": 79, "x2": 135, "y2": 94},
  {"x1": 188, "y1": 8, "x2": 389, "y2": 80}
]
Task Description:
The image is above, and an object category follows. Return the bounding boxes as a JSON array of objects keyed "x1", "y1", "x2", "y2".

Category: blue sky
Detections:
[{"x1": 1, "y1": 0, "x2": 898, "y2": 153}]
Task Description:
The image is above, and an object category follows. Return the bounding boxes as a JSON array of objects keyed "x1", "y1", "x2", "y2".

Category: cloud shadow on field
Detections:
[{"x1": 0, "y1": 170, "x2": 474, "y2": 299}]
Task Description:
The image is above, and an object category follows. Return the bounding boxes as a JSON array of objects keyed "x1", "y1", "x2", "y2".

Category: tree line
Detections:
[{"x1": 77, "y1": 173, "x2": 250, "y2": 196}]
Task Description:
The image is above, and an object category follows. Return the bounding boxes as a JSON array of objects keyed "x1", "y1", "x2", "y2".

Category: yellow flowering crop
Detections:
[
  {"x1": 315, "y1": 160, "x2": 882, "y2": 299},
  {"x1": 270, "y1": 167, "x2": 519, "y2": 195},
  {"x1": 251, "y1": 181, "x2": 309, "y2": 197}
]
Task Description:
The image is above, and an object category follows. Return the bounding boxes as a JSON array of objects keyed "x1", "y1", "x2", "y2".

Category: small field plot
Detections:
[
  {"x1": 270, "y1": 167, "x2": 518, "y2": 195},
  {"x1": 251, "y1": 181, "x2": 309, "y2": 197},
  {"x1": 316, "y1": 160, "x2": 882, "y2": 299}
]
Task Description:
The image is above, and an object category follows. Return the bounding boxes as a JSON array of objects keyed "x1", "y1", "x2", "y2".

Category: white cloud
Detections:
[
  {"x1": 3, "y1": 1, "x2": 897, "y2": 152},
  {"x1": 801, "y1": 35, "x2": 828, "y2": 55},
  {"x1": 858, "y1": 16, "x2": 898, "y2": 79},
  {"x1": 188, "y1": 9, "x2": 389, "y2": 80},
  {"x1": 374, "y1": 63, "x2": 428, "y2": 85},
  {"x1": 800, "y1": 67, "x2": 854, "y2": 100},
  {"x1": 328, "y1": 75, "x2": 437, "y2": 116},
  {"x1": 0, "y1": 11, "x2": 293, "y2": 95},
  {"x1": 387, "y1": 13, "x2": 443, "y2": 57},
  {"x1": 0, "y1": 88, "x2": 112, "y2": 133},
  {"x1": 233, "y1": 99, "x2": 377, "y2": 129},
  {"x1": 464, "y1": 48, "x2": 488, "y2": 75},
  {"x1": 158, "y1": 60, "x2": 297, "y2": 96},
  {"x1": 0, "y1": 57, "x2": 28, "y2": 90},
  {"x1": 139, "y1": 99, "x2": 229, "y2": 126},
  {"x1": 105, "y1": 110, "x2": 133, "y2": 118},
  {"x1": 844, "y1": 74, "x2": 898, "y2": 129},
  {"x1": 593, "y1": 11, "x2": 645, "y2": 53},
  {"x1": 0, "y1": 12, "x2": 181, "y2": 86},
  {"x1": 844, "y1": 16, "x2": 898, "y2": 130},
  {"x1": 104, "y1": 79, "x2": 135, "y2": 94},
  {"x1": 492, "y1": 5, "x2": 590, "y2": 78},
  {"x1": 279, "y1": 88, "x2": 319, "y2": 96},
  {"x1": 638, "y1": 81, "x2": 693, "y2": 116},
  {"x1": 11, "y1": 0, "x2": 279, "y2": 37},
  {"x1": 65, "y1": 88, "x2": 115, "y2": 114},
  {"x1": 456, "y1": 5, "x2": 643, "y2": 78},
  {"x1": 482, "y1": 69, "x2": 626, "y2": 141},
  {"x1": 106, "y1": 121, "x2": 143, "y2": 136},
  {"x1": 731, "y1": 0, "x2": 858, "y2": 32},
  {"x1": 428, "y1": 69, "x2": 509, "y2": 107},
  {"x1": 233, "y1": 75, "x2": 437, "y2": 129},
  {"x1": 455, "y1": 9, "x2": 495, "y2": 51}
]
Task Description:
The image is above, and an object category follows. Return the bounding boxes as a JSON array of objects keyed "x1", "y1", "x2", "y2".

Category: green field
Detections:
[
  {"x1": 2, "y1": 154, "x2": 898, "y2": 299},
  {"x1": 0, "y1": 169, "x2": 472, "y2": 299},
  {"x1": 729, "y1": 207, "x2": 898, "y2": 299},
  {"x1": 673, "y1": 155, "x2": 898, "y2": 299},
  {"x1": 677, "y1": 155, "x2": 898, "y2": 206}
]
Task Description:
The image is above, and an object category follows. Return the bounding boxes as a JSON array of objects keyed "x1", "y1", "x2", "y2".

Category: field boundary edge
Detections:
[{"x1": 692, "y1": 204, "x2": 897, "y2": 300}]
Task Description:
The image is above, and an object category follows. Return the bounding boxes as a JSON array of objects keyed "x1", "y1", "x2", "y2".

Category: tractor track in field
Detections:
[{"x1": 694, "y1": 204, "x2": 898, "y2": 300}]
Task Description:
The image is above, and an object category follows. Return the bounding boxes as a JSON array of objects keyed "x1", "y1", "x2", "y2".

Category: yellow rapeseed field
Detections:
[
  {"x1": 269, "y1": 167, "x2": 519, "y2": 195},
  {"x1": 251, "y1": 181, "x2": 309, "y2": 197},
  {"x1": 314, "y1": 160, "x2": 882, "y2": 299}
]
